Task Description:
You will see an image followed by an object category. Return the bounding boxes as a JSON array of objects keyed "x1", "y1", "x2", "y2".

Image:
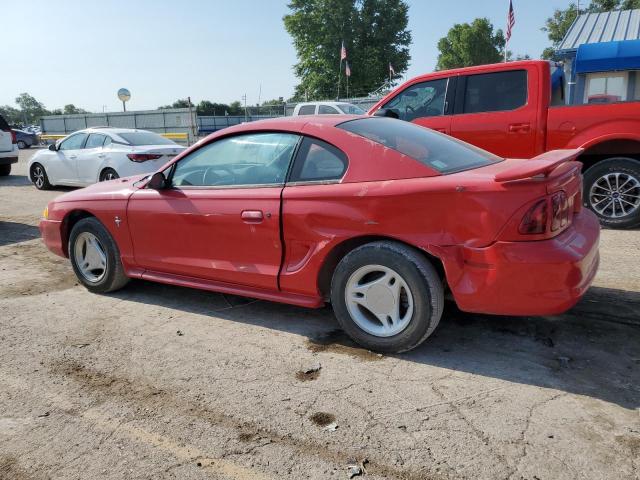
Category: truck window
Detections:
[
  {"x1": 298, "y1": 105, "x2": 316, "y2": 115},
  {"x1": 583, "y1": 72, "x2": 628, "y2": 104},
  {"x1": 462, "y1": 70, "x2": 527, "y2": 113},
  {"x1": 382, "y1": 78, "x2": 448, "y2": 122}
]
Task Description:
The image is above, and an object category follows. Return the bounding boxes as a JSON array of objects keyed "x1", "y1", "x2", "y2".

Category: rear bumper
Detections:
[
  {"x1": 0, "y1": 154, "x2": 18, "y2": 165},
  {"x1": 39, "y1": 219, "x2": 66, "y2": 258},
  {"x1": 449, "y1": 209, "x2": 600, "y2": 316}
]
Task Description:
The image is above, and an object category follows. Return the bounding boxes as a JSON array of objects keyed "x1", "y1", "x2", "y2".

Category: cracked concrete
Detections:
[{"x1": 1, "y1": 149, "x2": 639, "y2": 479}]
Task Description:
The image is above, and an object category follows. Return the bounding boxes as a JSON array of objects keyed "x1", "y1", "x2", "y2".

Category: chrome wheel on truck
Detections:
[{"x1": 584, "y1": 157, "x2": 640, "y2": 229}]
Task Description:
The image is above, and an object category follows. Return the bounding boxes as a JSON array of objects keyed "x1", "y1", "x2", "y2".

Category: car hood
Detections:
[{"x1": 53, "y1": 174, "x2": 149, "y2": 203}]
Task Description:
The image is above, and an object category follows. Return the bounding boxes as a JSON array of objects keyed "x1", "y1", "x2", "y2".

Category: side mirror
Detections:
[
  {"x1": 373, "y1": 108, "x2": 399, "y2": 119},
  {"x1": 48, "y1": 143, "x2": 58, "y2": 151},
  {"x1": 147, "y1": 171, "x2": 167, "y2": 190}
]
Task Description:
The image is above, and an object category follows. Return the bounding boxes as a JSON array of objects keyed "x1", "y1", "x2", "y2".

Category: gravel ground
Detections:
[{"x1": 1, "y1": 149, "x2": 639, "y2": 480}]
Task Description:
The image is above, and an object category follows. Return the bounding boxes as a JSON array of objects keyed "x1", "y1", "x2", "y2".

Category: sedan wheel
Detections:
[
  {"x1": 73, "y1": 232, "x2": 108, "y2": 283},
  {"x1": 17, "y1": 140, "x2": 27, "y2": 149},
  {"x1": 69, "y1": 217, "x2": 130, "y2": 293},
  {"x1": 30, "y1": 163, "x2": 51, "y2": 190},
  {"x1": 331, "y1": 241, "x2": 444, "y2": 353},
  {"x1": 345, "y1": 264, "x2": 414, "y2": 337},
  {"x1": 584, "y1": 157, "x2": 640, "y2": 229},
  {"x1": 100, "y1": 168, "x2": 119, "y2": 182}
]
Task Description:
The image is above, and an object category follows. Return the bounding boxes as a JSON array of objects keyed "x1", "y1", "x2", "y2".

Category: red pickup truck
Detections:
[{"x1": 369, "y1": 60, "x2": 640, "y2": 229}]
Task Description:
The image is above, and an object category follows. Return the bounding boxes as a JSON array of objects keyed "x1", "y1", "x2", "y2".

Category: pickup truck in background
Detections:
[{"x1": 369, "y1": 60, "x2": 640, "y2": 229}]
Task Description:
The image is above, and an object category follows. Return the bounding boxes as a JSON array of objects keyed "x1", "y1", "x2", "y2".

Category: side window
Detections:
[
  {"x1": 172, "y1": 132, "x2": 300, "y2": 187},
  {"x1": 103, "y1": 136, "x2": 112, "y2": 147},
  {"x1": 463, "y1": 70, "x2": 527, "y2": 113},
  {"x1": 289, "y1": 137, "x2": 347, "y2": 182},
  {"x1": 298, "y1": 105, "x2": 316, "y2": 115},
  {"x1": 318, "y1": 105, "x2": 340, "y2": 114},
  {"x1": 85, "y1": 134, "x2": 106, "y2": 148},
  {"x1": 382, "y1": 78, "x2": 448, "y2": 121},
  {"x1": 59, "y1": 133, "x2": 88, "y2": 151}
]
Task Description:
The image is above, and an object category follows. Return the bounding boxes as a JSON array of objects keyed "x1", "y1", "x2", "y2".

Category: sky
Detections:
[{"x1": 1, "y1": 0, "x2": 571, "y2": 112}]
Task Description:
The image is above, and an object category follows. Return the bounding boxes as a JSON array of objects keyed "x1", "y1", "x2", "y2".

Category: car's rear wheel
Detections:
[
  {"x1": 330, "y1": 241, "x2": 444, "y2": 353},
  {"x1": 30, "y1": 163, "x2": 51, "y2": 189},
  {"x1": 99, "y1": 168, "x2": 119, "y2": 182},
  {"x1": 584, "y1": 157, "x2": 640, "y2": 229},
  {"x1": 17, "y1": 140, "x2": 27, "y2": 149},
  {"x1": 0, "y1": 165, "x2": 11, "y2": 176},
  {"x1": 69, "y1": 217, "x2": 129, "y2": 293}
]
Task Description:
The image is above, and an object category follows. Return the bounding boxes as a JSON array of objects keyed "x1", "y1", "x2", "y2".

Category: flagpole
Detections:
[{"x1": 337, "y1": 58, "x2": 342, "y2": 100}]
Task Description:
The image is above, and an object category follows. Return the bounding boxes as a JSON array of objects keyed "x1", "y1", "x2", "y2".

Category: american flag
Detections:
[
  {"x1": 506, "y1": 0, "x2": 515, "y2": 42},
  {"x1": 389, "y1": 63, "x2": 395, "y2": 75},
  {"x1": 345, "y1": 61, "x2": 351, "y2": 77},
  {"x1": 340, "y1": 41, "x2": 347, "y2": 61}
]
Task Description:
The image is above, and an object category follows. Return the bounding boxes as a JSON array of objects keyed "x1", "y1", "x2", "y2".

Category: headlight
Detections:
[{"x1": 42, "y1": 206, "x2": 48, "y2": 219}]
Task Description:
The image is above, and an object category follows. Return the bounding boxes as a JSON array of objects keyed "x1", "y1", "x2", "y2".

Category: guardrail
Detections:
[{"x1": 40, "y1": 132, "x2": 189, "y2": 143}]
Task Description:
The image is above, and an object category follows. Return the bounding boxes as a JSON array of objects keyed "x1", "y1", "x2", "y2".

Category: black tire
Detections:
[
  {"x1": 30, "y1": 163, "x2": 51, "y2": 190},
  {"x1": 583, "y1": 157, "x2": 640, "y2": 229},
  {"x1": 99, "y1": 168, "x2": 119, "y2": 182},
  {"x1": 69, "y1": 217, "x2": 130, "y2": 293},
  {"x1": 0, "y1": 164, "x2": 10, "y2": 176},
  {"x1": 330, "y1": 241, "x2": 444, "y2": 353},
  {"x1": 17, "y1": 140, "x2": 27, "y2": 149}
]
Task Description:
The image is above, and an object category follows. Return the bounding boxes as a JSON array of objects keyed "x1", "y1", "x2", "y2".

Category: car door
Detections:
[
  {"x1": 48, "y1": 133, "x2": 88, "y2": 184},
  {"x1": 380, "y1": 77, "x2": 453, "y2": 134},
  {"x1": 449, "y1": 69, "x2": 537, "y2": 158},
  {"x1": 126, "y1": 131, "x2": 300, "y2": 290},
  {"x1": 77, "y1": 133, "x2": 107, "y2": 184}
]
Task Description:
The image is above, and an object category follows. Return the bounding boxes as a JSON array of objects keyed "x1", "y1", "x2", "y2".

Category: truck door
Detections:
[
  {"x1": 449, "y1": 69, "x2": 538, "y2": 158},
  {"x1": 379, "y1": 76, "x2": 453, "y2": 134}
]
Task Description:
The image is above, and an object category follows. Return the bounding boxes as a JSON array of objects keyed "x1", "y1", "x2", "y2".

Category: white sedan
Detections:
[{"x1": 29, "y1": 127, "x2": 186, "y2": 189}]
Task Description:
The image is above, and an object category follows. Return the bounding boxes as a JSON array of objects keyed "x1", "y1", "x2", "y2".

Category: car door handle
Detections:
[
  {"x1": 98, "y1": 153, "x2": 106, "y2": 158},
  {"x1": 508, "y1": 123, "x2": 531, "y2": 133},
  {"x1": 68, "y1": 155, "x2": 77, "y2": 159},
  {"x1": 241, "y1": 210, "x2": 264, "y2": 223}
]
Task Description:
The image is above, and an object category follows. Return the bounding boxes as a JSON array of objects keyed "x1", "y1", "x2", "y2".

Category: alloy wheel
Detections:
[
  {"x1": 74, "y1": 232, "x2": 107, "y2": 283},
  {"x1": 32, "y1": 165, "x2": 45, "y2": 189},
  {"x1": 344, "y1": 264, "x2": 414, "y2": 337},
  {"x1": 589, "y1": 172, "x2": 640, "y2": 219}
]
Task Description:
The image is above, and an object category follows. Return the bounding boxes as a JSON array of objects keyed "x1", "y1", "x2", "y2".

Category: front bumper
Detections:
[
  {"x1": 39, "y1": 219, "x2": 65, "y2": 258},
  {"x1": 449, "y1": 209, "x2": 600, "y2": 316}
]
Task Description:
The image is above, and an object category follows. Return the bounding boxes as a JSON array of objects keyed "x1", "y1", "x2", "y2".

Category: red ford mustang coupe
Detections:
[{"x1": 40, "y1": 116, "x2": 600, "y2": 352}]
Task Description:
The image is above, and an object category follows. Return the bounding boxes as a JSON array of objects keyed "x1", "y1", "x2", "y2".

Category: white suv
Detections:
[
  {"x1": 0, "y1": 114, "x2": 19, "y2": 176},
  {"x1": 28, "y1": 127, "x2": 185, "y2": 189}
]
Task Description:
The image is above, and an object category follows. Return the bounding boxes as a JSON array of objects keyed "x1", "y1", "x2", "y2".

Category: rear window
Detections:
[
  {"x1": 297, "y1": 105, "x2": 316, "y2": 115},
  {"x1": 462, "y1": 70, "x2": 527, "y2": 113},
  {"x1": 118, "y1": 131, "x2": 176, "y2": 146},
  {"x1": 338, "y1": 117, "x2": 501, "y2": 174}
]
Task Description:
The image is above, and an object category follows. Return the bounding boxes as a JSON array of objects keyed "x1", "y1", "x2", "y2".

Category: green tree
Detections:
[
  {"x1": 15, "y1": 93, "x2": 49, "y2": 124},
  {"x1": 284, "y1": 0, "x2": 411, "y2": 100},
  {"x1": 436, "y1": 18, "x2": 505, "y2": 70},
  {"x1": 0, "y1": 105, "x2": 22, "y2": 125},
  {"x1": 158, "y1": 99, "x2": 191, "y2": 109},
  {"x1": 63, "y1": 104, "x2": 88, "y2": 114}
]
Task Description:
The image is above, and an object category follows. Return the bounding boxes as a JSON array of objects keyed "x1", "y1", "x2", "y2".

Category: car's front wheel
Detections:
[
  {"x1": 584, "y1": 157, "x2": 640, "y2": 229},
  {"x1": 69, "y1": 217, "x2": 129, "y2": 293},
  {"x1": 30, "y1": 163, "x2": 51, "y2": 189},
  {"x1": 331, "y1": 241, "x2": 444, "y2": 353},
  {"x1": 99, "y1": 168, "x2": 119, "y2": 182}
]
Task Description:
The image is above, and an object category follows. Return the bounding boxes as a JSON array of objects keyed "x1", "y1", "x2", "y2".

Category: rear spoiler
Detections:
[{"x1": 494, "y1": 149, "x2": 584, "y2": 183}]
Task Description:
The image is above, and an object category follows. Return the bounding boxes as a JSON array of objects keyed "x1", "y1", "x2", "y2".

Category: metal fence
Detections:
[
  {"x1": 40, "y1": 108, "x2": 197, "y2": 144},
  {"x1": 197, "y1": 115, "x2": 280, "y2": 134}
]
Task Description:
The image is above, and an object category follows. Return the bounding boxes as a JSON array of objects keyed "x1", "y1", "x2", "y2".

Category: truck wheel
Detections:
[
  {"x1": 583, "y1": 157, "x2": 640, "y2": 229},
  {"x1": 330, "y1": 241, "x2": 444, "y2": 353}
]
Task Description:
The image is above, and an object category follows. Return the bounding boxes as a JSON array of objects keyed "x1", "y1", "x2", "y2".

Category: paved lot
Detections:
[{"x1": 1, "y1": 149, "x2": 639, "y2": 480}]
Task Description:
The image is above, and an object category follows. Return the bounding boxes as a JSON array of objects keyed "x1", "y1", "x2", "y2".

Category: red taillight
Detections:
[
  {"x1": 519, "y1": 199, "x2": 548, "y2": 234},
  {"x1": 127, "y1": 153, "x2": 163, "y2": 163},
  {"x1": 11, "y1": 131, "x2": 17, "y2": 144},
  {"x1": 551, "y1": 191, "x2": 571, "y2": 231}
]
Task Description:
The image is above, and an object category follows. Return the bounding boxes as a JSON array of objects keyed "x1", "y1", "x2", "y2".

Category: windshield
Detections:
[
  {"x1": 338, "y1": 117, "x2": 501, "y2": 174},
  {"x1": 337, "y1": 104, "x2": 366, "y2": 114},
  {"x1": 118, "y1": 131, "x2": 177, "y2": 146}
]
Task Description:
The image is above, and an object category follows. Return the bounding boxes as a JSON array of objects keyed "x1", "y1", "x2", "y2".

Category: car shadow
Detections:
[
  {"x1": 107, "y1": 281, "x2": 640, "y2": 409},
  {"x1": 0, "y1": 221, "x2": 41, "y2": 246},
  {"x1": 0, "y1": 173, "x2": 74, "y2": 191}
]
